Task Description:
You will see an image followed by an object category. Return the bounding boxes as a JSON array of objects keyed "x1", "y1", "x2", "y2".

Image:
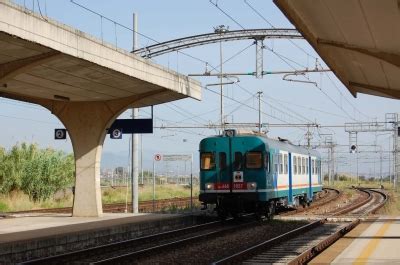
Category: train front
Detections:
[{"x1": 199, "y1": 130, "x2": 267, "y2": 218}]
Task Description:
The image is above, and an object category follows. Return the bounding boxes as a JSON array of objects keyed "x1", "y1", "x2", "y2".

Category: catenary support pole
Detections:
[{"x1": 131, "y1": 12, "x2": 139, "y2": 214}]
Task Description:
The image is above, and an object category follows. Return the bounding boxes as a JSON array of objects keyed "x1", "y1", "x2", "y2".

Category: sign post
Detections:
[
  {"x1": 153, "y1": 154, "x2": 161, "y2": 212},
  {"x1": 190, "y1": 153, "x2": 193, "y2": 212},
  {"x1": 162, "y1": 154, "x2": 193, "y2": 212}
]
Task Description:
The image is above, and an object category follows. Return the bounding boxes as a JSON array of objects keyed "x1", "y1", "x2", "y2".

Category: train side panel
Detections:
[{"x1": 199, "y1": 132, "x2": 322, "y2": 217}]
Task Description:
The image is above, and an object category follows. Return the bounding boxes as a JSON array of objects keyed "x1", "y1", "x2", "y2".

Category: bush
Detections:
[{"x1": 0, "y1": 143, "x2": 75, "y2": 202}]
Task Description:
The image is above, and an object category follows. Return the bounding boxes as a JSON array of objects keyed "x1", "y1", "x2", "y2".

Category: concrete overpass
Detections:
[{"x1": 0, "y1": 0, "x2": 201, "y2": 217}]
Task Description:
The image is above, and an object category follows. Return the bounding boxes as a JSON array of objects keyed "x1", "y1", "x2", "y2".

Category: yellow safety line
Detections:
[{"x1": 353, "y1": 220, "x2": 393, "y2": 264}]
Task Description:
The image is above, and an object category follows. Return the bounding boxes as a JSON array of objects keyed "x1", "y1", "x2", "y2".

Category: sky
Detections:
[{"x1": 2, "y1": 0, "x2": 399, "y2": 178}]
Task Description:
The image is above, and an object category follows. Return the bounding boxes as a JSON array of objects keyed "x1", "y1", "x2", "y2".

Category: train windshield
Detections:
[
  {"x1": 246, "y1": 152, "x2": 262, "y2": 169},
  {"x1": 234, "y1": 152, "x2": 243, "y2": 170},
  {"x1": 200, "y1": 152, "x2": 215, "y2": 170}
]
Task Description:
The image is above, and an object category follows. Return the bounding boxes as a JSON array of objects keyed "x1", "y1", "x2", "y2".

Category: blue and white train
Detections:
[{"x1": 199, "y1": 129, "x2": 322, "y2": 219}]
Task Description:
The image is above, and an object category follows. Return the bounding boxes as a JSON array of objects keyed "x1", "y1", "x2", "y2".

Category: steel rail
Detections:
[
  {"x1": 278, "y1": 187, "x2": 341, "y2": 216},
  {"x1": 290, "y1": 189, "x2": 387, "y2": 264},
  {"x1": 213, "y1": 188, "x2": 387, "y2": 264},
  {"x1": 87, "y1": 218, "x2": 257, "y2": 264},
  {"x1": 133, "y1": 28, "x2": 302, "y2": 58},
  {"x1": 212, "y1": 219, "x2": 326, "y2": 265},
  {"x1": 20, "y1": 217, "x2": 245, "y2": 265}
]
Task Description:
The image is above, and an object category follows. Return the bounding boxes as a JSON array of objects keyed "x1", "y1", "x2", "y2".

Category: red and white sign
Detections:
[
  {"x1": 214, "y1": 182, "x2": 248, "y2": 190},
  {"x1": 215, "y1": 183, "x2": 230, "y2": 190},
  {"x1": 233, "y1": 182, "x2": 247, "y2": 190},
  {"x1": 154, "y1": 154, "x2": 162, "y2": 161}
]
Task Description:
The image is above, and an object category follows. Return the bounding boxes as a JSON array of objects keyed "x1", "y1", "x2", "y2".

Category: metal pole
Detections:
[
  {"x1": 356, "y1": 150, "x2": 359, "y2": 185},
  {"x1": 220, "y1": 37, "x2": 224, "y2": 133},
  {"x1": 257, "y1": 91, "x2": 263, "y2": 133},
  {"x1": 131, "y1": 12, "x2": 139, "y2": 214},
  {"x1": 190, "y1": 154, "x2": 193, "y2": 212},
  {"x1": 393, "y1": 116, "x2": 400, "y2": 191},
  {"x1": 152, "y1": 157, "x2": 155, "y2": 212},
  {"x1": 141, "y1": 134, "x2": 144, "y2": 185},
  {"x1": 332, "y1": 145, "x2": 335, "y2": 184},
  {"x1": 328, "y1": 148, "x2": 331, "y2": 185},
  {"x1": 380, "y1": 149, "x2": 383, "y2": 186}
]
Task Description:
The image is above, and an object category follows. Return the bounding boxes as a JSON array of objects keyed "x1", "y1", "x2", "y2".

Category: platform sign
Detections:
[
  {"x1": 54, "y1": 129, "x2": 67, "y2": 140},
  {"x1": 108, "y1": 118, "x2": 153, "y2": 135},
  {"x1": 110, "y1": 128, "x2": 123, "y2": 139},
  {"x1": 162, "y1": 154, "x2": 192, "y2": 162}
]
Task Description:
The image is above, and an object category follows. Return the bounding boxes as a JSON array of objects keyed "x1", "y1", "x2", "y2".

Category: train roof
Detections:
[{"x1": 202, "y1": 131, "x2": 320, "y2": 157}]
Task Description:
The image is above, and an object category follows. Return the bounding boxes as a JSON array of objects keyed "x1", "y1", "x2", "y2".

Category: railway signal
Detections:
[{"x1": 350, "y1": 144, "x2": 357, "y2": 153}]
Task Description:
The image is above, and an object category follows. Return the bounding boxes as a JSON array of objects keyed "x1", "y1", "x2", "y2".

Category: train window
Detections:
[
  {"x1": 200, "y1": 152, "x2": 215, "y2": 170},
  {"x1": 293, "y1": 156, "x2": 297, "y2": 174},
  {"x1": 278, "y1": 154, "x2": 283, "y2": 173},
  {"x1": 234, "y1": 152, "x2": 243, "y2": 170},
  {"x1": 264, "y1": 152, "x2": 270, "y2": 172},
  {"x1": 302, "y1": 158, "x2": 306, "y2": 175},
  {"x1": 296, "y1": 157, "x2": 300, "y2": 174},
  {"x1": 306, "y1": 158, "x2": 309, "y2": 174},
  {"x1": 219, "y1": 152, "x2": 227, "y2": 170},
  {"x1": 274, "y1": 154, "x2": 278, "y2": 173},
  {"x1": 246, "y1": 152, "x2": 262, "y2": 169},
  {"x1": 312, "y1": 159, "x2": 316, "y2": 174},
  {"x1": 284, "y1": 154, "x2": 288, "y2": 174},
  {"x1": 300, "y1": 157, "x2": 302, "y2": 174}
]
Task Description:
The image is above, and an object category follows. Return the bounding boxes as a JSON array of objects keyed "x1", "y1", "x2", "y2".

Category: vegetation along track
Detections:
[
  {"x1": 4, "y1": 197, "x2": 196, "y2": 216},
  {"x1": 213, "y1": 188, "x2": 387, "y2": 265}
]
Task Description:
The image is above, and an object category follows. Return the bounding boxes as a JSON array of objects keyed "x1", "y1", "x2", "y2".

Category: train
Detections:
[{"x1": 199, "y1": 129, "x2": 322, "y2": 219}]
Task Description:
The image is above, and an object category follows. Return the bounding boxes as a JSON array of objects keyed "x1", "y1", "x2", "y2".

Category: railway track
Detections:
[
  {"x1": 14, "y1": 188, "x2": 388, "y2": 264},
  {"x1": 4, "y1": 197, "x2": 197, "y2": 216},
  {"x1": 213, "y1": 188, "x2": 387, "y2": 265},
  {"x1": 20, "y1": 215, "x2": 255, "y2": 264},
  {"x1": 278, "y1": 187, "x2": 341, "y2": 216}
]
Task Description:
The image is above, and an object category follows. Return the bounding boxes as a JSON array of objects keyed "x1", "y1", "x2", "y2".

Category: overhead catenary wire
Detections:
[
  {"x1": 241, "y1": 0, "x2": 367, "y2": 123},
  {"x1": 69, "y1": 0, "x2": 209, "y2": 66}
]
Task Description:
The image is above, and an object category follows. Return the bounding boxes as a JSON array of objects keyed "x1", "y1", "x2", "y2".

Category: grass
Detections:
[
  {"x1": 102, "y1": 184, "x2": 199, "y2": 204},
  {"x1": 0, "y1": 190, "x2": 73, "y2": 212},
  {"x1": 325, "y1": 179, "x2": 399, "y2": 215},
  {"x1": 0, "y1": 184, "x2": 199, "y2": 212}
]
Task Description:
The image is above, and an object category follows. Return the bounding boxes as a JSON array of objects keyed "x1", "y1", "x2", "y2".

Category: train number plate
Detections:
[
  {"x1": 215, "y1": 183, "x2": 230, "y2": 190},
  {"x1": 233, "y1": 182, "x2": 247, "y2": 190}
]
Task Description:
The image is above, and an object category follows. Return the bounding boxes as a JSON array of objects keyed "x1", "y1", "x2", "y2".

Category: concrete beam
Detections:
[
  {"x1": 0, "y1": 1, "x2": 201, "y2": 101},
  {"x1": 317, "y1": 39, "x2": 400, "y2": 69},
  {"x1": 0, "y1": 51, "x2": 61, "y2": 84},
  {"x1": 349, "y1": 81, "x2": 400, "y2": 99}
]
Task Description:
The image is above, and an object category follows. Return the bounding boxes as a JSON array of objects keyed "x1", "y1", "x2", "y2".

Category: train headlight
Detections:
[
  {"x1": 205, "y1": 183, "x2": 214, "y2": 190},
  {"x1": 247, "y1": 182, "x2": 257, "y2": 190}
]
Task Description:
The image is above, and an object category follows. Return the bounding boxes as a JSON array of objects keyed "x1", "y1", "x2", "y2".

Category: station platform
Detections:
[
  {"x1": 0, "y1": 212, "x2": 204, "y2": 263},
  {"x1": 311, "y1": 216, "x2": 400, "y2": 264}
]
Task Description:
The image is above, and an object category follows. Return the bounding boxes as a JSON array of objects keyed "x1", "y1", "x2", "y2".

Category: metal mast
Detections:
[
  {"x1": 131, "y1": 13, "x2": 139, "y2": 214},
  {"x1": 257, "y1": 91, "x2": 263, "y2": 133},
  {"x1": 214, "y1": 25, "x2": 228, "y2": 132}
]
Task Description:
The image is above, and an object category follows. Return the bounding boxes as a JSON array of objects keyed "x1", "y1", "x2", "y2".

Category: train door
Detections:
[
  {"x1": 215, "y1": 137, "x2": 231, "y2": 191},
  {"x1": 308, "y1": 156, "x2": 312, "y2": 200},
  {"x1": 230, "y1": 137, "x2": 246, "y2": 192},
  {"x1": 288, "y1": 152, "x2": 293, "y2": 204}
]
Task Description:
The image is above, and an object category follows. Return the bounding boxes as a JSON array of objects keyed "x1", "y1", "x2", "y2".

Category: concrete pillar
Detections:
[
  {"x1": 2, "y1": 90, "x2": 166, "y2": 217},
  {"x1": 52, "y1": 101, "x2": 112, "y2": 217}
]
